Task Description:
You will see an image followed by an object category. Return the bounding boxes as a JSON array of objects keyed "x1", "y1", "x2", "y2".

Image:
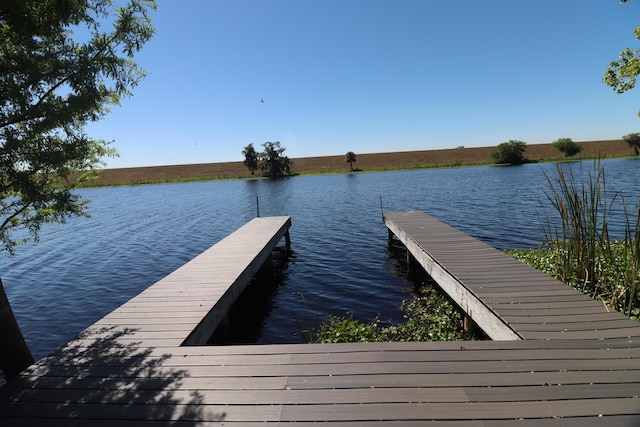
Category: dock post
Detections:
[
  {"x1": 464, "y1": 314, "x2": 478, "y2": 338},
  {"x1": 284, "y1": 230, "x2": 291, "y2": 248}
]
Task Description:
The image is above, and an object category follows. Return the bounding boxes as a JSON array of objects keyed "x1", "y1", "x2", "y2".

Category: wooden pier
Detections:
[
  {"x1": 93, "y1": 215, "x2": 292, "y2": 348},
  {"x1": 1, "y1": 212, "x2": 640, "y2": 425},
  {"x1": 383, "y1": 211, "x2": 640, "y2": 341}
]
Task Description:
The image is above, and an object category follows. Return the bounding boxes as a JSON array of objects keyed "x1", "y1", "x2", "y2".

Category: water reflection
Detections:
[{"x1": 385, "y1": 238, "x2": 427, "y2": 294}]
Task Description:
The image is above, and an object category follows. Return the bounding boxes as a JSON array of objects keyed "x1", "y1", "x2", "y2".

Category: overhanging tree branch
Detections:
[{"x1": 0, "y1": 0, "x2": 156, "y2": 379}]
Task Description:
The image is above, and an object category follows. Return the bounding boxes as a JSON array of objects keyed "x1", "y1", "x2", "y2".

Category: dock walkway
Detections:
[
  {"x1": 1, "y1": 213, "x2": 640, "y2": 425},
  {"x1": 93, "y1": 215, "x2": 292, "y2": 348},
  {"x1": 383, "y1": 210, "x2": 640, "y2": 341}
]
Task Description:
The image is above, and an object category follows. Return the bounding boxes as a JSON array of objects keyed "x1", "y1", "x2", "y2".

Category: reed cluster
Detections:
[{"x1": 514, "y1": 160, "x2": 640, "y2": 318}]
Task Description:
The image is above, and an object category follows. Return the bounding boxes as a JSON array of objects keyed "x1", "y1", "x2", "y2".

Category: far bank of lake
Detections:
[{"x1": 85, "y1": 139, "x2": 633, "y2": 186}]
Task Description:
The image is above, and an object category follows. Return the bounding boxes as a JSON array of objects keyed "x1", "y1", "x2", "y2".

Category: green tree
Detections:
[
  {"x1": 552, "y1": 137, "x2": 582, "y2": 157},
  {"x1": 603, "y1": 0, "x2": 640, "y2": 115},
  {"x1": 260, "y1": 141, "x2": 292, "y2": 177},
  {"x1": 345, "y1": 151, "x2": 357, "y2": 171},
  {"x1": 242, "y1": 143, "x2": 259, "y2": 174},
  {"x1": 622, "y1": 132, "x2": 640, "y2": 155},
  {"x1": 490, "y1": 140, "x2": 527, "y2": 165},
  {"x1": 0, "y1": 0, "x2": 156, "y2": 379}
]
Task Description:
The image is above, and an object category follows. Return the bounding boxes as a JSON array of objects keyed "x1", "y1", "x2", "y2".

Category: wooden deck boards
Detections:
[
  {"x1": 383, "y1": 210, "x2": 640, "y2": 342},
  {"x1": 2, "y1": 212, "x2": 640, "y2": 424},
  {"x1": 2, "y1": 341, "x2": 640, "y2": 424}
]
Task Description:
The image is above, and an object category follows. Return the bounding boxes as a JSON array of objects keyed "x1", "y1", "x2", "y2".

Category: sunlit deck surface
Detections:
[{"x1": 2, "y1": 212, "x2": 640, "y2": 425}]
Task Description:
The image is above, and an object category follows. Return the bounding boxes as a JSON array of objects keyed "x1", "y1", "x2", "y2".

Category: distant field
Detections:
[{"x1": 85, "y1": 139, "x2": 634, "y2": 186}]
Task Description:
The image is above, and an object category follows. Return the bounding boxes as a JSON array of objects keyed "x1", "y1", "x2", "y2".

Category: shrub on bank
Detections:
[
  {"x1": 490, "y1": 140, "x2": 527, "y2": 165},
  {"x1": 552, "y1": 137, "x2": 582, "y2": 157}
]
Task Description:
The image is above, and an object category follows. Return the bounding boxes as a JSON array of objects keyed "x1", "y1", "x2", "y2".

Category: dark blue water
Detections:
[{"x1": 2, "y1": 158, "x2": 639, "y2": 359}]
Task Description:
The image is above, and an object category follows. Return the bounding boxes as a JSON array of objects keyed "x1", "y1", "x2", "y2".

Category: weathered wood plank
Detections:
[
  {"x1": 1, "y1": 418, "x2": 637, "y2": 427},
  {"x1": 278, "y1": 399, "x2": 640, "y2": 421},
  {"x1": 3, "y1": 398, "x2": 640, "y2": 423},
  {"x1": 6, "y1": 383, "x2": 638, "y2": 405},
  {"x1": 284, "y1": 370, "x2": 640, "y2": 389},
  {"x1": 18, "y1": 358, "x2": 640, "y2": 380}
]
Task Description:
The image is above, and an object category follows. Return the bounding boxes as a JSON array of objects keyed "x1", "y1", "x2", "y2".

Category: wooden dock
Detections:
[
  {"x1": 92, "y1": 215, "x2": 292, "y2": 348},
  {"x1": 383, "y1": 211, "x2": 640, "y2": 341},
  {"x1": 2, "y1": 212, "x2": 640, "y2": 425}
]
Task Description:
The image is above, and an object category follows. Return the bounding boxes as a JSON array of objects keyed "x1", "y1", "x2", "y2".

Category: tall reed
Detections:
[
  {"x1": 541, "y1": 159, "x2": 640, "y2": 316},
  {"x1": 543, "y1": 160, "x2": 612, "y2": 291},
  {"x1": 620, "y1": 205, "x2": 640, "y2": 316}
]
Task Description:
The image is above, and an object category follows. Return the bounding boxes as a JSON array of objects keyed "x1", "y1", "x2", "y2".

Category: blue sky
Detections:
[{"x1": 87, "y1": 0, "x2": 640, "y2": 168}]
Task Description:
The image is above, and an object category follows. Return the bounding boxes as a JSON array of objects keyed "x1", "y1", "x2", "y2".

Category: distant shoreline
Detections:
[{"x1": 83, "y1": 139, "x2": 634, "y2": 187}]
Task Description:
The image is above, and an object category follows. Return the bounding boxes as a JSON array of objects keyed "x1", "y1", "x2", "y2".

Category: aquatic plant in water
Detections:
[
  {"x1": 312, "y1": 285, "x2": 468, "y2": 343},
  {"x1": 510, "y1": 159, "x2": 640, "y2": 319}
]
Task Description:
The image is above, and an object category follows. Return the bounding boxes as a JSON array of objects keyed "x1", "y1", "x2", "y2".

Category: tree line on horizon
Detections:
[
  {"x1": 242, "y1": 135, "x2": 638, "y2": 174},
  {"x1": 491, "y1": 133, "x2": 640, "y2": 165}
]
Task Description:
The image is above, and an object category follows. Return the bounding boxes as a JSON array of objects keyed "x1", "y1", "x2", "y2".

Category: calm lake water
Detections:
[{"x1": 2, "y1": 158, "x2": 639, "y2": 359}]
